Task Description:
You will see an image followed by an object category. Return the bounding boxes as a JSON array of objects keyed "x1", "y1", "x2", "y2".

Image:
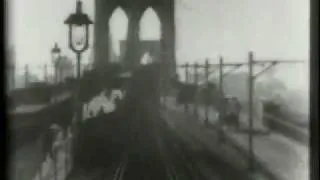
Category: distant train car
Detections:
[
  {"x1": 176, "y1": 84, "x2": 198, "y2": 104},
  {"x1": 223, "y1": 96, "x2": 241, "y2": 128},
  {"x1": 263, "y1": 100, "x2": 281, "y2": 116}
]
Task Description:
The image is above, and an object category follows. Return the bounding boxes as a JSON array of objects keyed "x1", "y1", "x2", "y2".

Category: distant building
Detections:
[
  {"x1": 56, "y1": 56, "x2": 74, "y2": 82},
  {"x1": 14, "y1": 73, "x2": 41, "y2": 88}
]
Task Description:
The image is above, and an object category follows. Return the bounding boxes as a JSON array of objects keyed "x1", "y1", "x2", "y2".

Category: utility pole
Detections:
[
  {"x1": 204, "y1": 56, "x2": 243, "y2": 142},
  {"x1": 183, "y1": 58, "x2": 243, "y2": 129},
  {"x1": 44, "y1": 64, "x2": 48, "y2": 83},
  {"x1": 248, "y1": 52, "x2": 254, "y2": 173},
  {"x1": 185, "y1": 63, "x2": 189, "y2": 83},
  {"x1": 246, "y1": 52, "x2": 304, "y2": 174},
  {"x1": 24, "y1": 64, "x2": 29, "y2": 88},
  {"x1": 218, "y1": 57, "x2": 224, "y2": 141},
  {"x1": 219, "y1": 57, "x2": 224, "y2": 97},
  {"x1": 204, "y1": 59, "x2": 210, "y2": 125}
]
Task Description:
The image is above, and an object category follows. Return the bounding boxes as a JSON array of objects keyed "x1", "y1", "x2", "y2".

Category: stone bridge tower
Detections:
[{"x1": 94, "y1": 0, "x2": 176, "y2": 75}]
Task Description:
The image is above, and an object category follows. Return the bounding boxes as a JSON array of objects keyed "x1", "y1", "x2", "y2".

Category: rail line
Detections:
[{"x1": 68, "y1": 109, "x2": 251, "y2": 180}]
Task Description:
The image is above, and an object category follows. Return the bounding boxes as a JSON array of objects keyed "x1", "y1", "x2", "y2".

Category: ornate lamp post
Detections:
[
  {"x1": 64, "y1": 0, "x2": 93, "y2": 163},
  {"x1": 51, "y1": 43, "x2": 61, "y2": 84}
]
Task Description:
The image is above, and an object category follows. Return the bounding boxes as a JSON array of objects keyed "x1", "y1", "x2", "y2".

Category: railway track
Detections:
[
  {"x1": 69, "y1": 115, "x2": 217, "y2": 180},
  {"x1": 69, "y1": 107, "x2": 251, "y2": 179},
  {"x1": 67, "y1": 109, "x2": 254, "y2": 180},
  {"x1": 157, "y1": 116, "x2": 221, "y2": 180}
]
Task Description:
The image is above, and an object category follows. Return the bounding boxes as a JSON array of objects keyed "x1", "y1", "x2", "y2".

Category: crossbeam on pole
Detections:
[
  {"x1": 253, "y1": 62, "x2": 277, "y2": 79},
  {"x1": 223, "y1": 64, "x2": 243, "y2": 77},
  {"x1": 254, "y1": 60, "x2": 304, "y2": 64},
  {"x1": 253, "y1": 60, "x2": 304, "y2": 78}
]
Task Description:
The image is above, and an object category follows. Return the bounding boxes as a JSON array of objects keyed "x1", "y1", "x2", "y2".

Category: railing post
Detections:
[
  {"x1": 69, "y1": 126, "x2": 74, "y2": 173},
  {"x1": 65, "y1": 129, "x2": 69, "y2": 177},
  {"x1": 53, "y1": 146, "x2": 57, "y2": 180}
]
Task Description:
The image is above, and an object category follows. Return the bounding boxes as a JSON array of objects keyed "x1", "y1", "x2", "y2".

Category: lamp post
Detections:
[
  {"x1": 51, "y1": 43, "x2": 61, "y2": 85},
  {"x1": 64, "y1": 0, "x2": 93, "y2": 165}
]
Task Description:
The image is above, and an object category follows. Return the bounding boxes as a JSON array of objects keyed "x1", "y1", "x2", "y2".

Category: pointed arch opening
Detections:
[
  {"x1": 139, "y1": 8, "x2": 161, "y2": 40},
  {"x1": 109, "y1": 7, "x2": 128, "y2": 62}
]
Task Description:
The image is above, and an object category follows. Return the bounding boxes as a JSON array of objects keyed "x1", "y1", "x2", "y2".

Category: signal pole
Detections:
[
  {"x1": 246, "y1": 52, "x2": 303, "y2": 174},
  {"x1": 185, "y1": 63, "x2": 190, "y2": 83},
  {"x1": 218, "y1": 57, "x2": 224, "y2": 141},
  {"x1": 248, "y1": 52, "x2": 254, "y2": 173},
  {"x1": 204, "y1": 59, "x2": 209, "y2": 125},
  {"x1": 196, "y1": 57, "x2": 246, "y2": 141},
  {"x1": 219, "y1": 57, "x2": 224, "y2": 98},
  {"x1": 44, "y1": 64, "x2": 48, "y2": 83}
]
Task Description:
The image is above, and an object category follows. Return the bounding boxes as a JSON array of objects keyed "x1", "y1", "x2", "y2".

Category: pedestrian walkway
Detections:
[
  {"x1": 10, "y1": 135, "x2": 45, "y2": 180},
  {"x1": 10, "y1": 126, "x2": 73, "y2": 180},
  {"x1": 33, "y1": 129, "x2": 73, "y2": 180},
  {"x1": 163, "y1": 97, "x2": 309, "y2": 180}
]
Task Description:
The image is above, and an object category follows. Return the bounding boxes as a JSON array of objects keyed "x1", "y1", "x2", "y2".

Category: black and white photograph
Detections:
[{"x1": 5, "y1": 0, "x2": 312, "y2": 180}]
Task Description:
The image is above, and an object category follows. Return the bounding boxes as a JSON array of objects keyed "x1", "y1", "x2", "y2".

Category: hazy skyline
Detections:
[{"x1": 8, "y1": 0, "x2": 309, "y2": 92}]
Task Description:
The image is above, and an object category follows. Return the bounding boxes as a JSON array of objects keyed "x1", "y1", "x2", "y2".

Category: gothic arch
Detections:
[
  {"x1": 95, "y1": 0, "x2": 176, "y2": 75},
  {"x1": 109, "y1": 7, "x2": 129, "y2": 61},
  {"x1": 109, "y1": 6, "x2": 129, "y2": 21},
  {"x1": 139, "y1": 7, "x2": 162, "y2": 40}
]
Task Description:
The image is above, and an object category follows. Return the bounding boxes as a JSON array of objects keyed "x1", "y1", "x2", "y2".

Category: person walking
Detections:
[
  {"x1": 114, "y1": 95, "x2": 121, "y2": 109},
  {"x1": 89, "y1": 110, "x2": 94, "y2": 117},
  {"x1": 97, "y1": 106, "x2": 105, "y2": 116}
]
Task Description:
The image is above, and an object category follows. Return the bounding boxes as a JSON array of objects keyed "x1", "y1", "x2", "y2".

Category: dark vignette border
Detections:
[
  {"x1": 1, "y1": 0, "x2": 319, "y2": 180},
  {"x1": 2, "y1": 0, "x2": 9, "y2": 180},
  {"x1": 310, "y1": 0, "x2": 319, "y2": 179}
]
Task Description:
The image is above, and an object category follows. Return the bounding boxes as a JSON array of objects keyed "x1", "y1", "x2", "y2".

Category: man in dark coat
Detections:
[
  {"x1": 114, "y1": 95, "x2": 121, "y2": 109},
  {"x1": 43, "y1": 124, "x2": 62, "y2": 159}
]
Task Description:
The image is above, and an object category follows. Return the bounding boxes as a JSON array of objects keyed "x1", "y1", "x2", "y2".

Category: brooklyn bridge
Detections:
[{"x1": 7, "y1": 0, "x2": 310, "y2": 180}]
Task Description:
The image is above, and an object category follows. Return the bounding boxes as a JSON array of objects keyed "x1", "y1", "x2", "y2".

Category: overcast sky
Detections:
[{"x1": 8, "y1": 0, "x2": 309, "y2": 92}]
